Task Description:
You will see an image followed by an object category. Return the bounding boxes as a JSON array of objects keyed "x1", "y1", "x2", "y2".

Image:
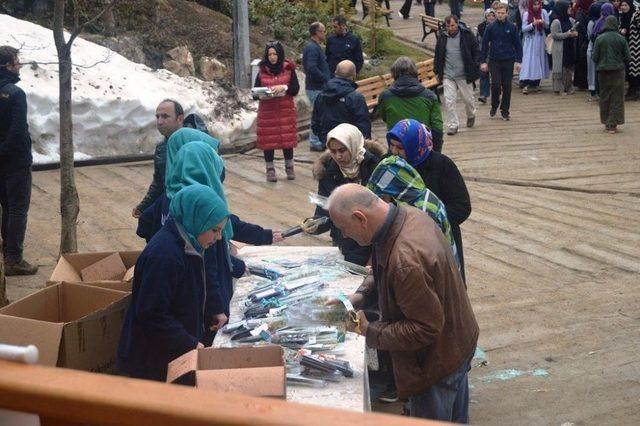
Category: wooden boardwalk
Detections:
[{"x1": 7, "y1": 4, "x2": 640, "y2": 423}]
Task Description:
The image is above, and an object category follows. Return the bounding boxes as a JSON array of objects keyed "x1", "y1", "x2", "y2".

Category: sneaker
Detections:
[
  {"x1": 4, "y1": 259, "x2": 38, "y2": 276},
  {"x1": 588, "y1": 94, "x2": 599, "y2": 102},
  {"x1": 378, "y1": 388, "x2": 399, "y2": 403},
  {"x1": 522, "y1": 86, "x2": 529, "y2": 95},
  {"x1": 478, "y1": 96, "x2": 487, "y2": 104},
  {"x1": 398, "y1": 11, "x2": 409, "y2": 19},
  {"x1": 489, "y1": 107, "x2": 497, "y2": 117},
  {"x1": 285, "y1": 163, "x2": 295, "y2": 180},
  {"x1": 446, "y1": 127, "x2": 458, "y2": 135},
  {"x1": 607, "y1": 125, "x2": 617, "y2": 134},
  {"x1": 466, "y1": 116, "x2": 475, "y2": 128},
  {"x1": 310, "y1": 145, "x2": 325, "y2": 152},
  {"x1": 501, "y1": 112, "x2": 510, "y2": 121},
  {"x1": 266, "y1": 167, "x2": 277, "y2": 182}
]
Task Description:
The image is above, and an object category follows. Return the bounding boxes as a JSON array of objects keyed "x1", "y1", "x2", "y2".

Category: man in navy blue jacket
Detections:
[
  {"x1": 480, "y1": 2, "x2": 522, "y2": 121},
  {"x1": 326, "y1": 15, "x2": 364, "y2": 77},
  {"x1": 302, "y1": 22, "x2": 331, "y2": 152},
  {"x1": 311, "y1": 60, "x2": 371, "y2": 145},
  {"x1": 0, "y1": 46, "x2": 37, "y2": 276}
]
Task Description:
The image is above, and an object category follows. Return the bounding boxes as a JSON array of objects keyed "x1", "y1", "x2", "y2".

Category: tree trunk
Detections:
[
  {"x1": 53, "y1": 0, "x2": 80, "y2": 255},
  {"x1": 0, "y1": 205, "x2": 8, "y2": 307}
]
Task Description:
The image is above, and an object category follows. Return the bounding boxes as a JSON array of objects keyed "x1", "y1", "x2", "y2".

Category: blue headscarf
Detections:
[
  {"x1": 169, "y1": 184, "x2": 229, "y2": 254},
  {"x1": 165, "y1": 128, "x2": 220, "y2": 189},
  {"x1": 165, "y1": 141, "x2": 233, "y2": 241},
  {"x1": 386, "y1": 119, "x2": 433, "y2": 167}
]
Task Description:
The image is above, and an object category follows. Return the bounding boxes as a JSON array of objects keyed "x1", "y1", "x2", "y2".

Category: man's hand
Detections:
[
  {"x1": 514, "y1": 62, "x2": 522, "y2": 73},
  {"x1": 480, "y1": 63, "x2": 488, "y2": 73},
  {"x1": 301, "y1": 217, "x2": 320, "y2": 234},
  {"x1": 131, "y1": 207, "x2": 141, "y2": 218},
  {"x1": 325, "y1": 292, "x2": 364, "y2": 308},
  {"x1": 210, "y1": 313, "x2": 228, "y2": 331},
  {"x1": 272, "y1": 230, "x2": 284, "y2": 243},
  {"x1": 346, "y1": 310, "x2": 369, "y2": 336}
]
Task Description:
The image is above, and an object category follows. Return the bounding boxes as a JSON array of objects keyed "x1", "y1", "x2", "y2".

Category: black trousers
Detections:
[
  {"x1": 489, "y1": 59, "x2": 515, "y2": 114},
  {"x1": 263, "y1": 148, "x2": 294, "y2": 163},
  {"x1": 400, "y1": 0, "x2": 413, "y2": 17},
  {"x1": 0, "y1": 166, "x2": 32, "y2": 263}
]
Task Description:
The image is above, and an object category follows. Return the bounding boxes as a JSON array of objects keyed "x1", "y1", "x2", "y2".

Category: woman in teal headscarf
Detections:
[
  {"x1": 118, "y1": 184, "x2": 229, "y2": 381},
  {"x1": 367, "y1": 155, "x2": 461, "y2": 270},
  {"x1": 165, "y1": 128, "x2": 220, "y2": 186}
]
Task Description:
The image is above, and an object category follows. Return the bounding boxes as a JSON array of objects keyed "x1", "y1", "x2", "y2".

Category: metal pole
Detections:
[{"x1": 233, "y1": 0, "x2": 251, "y2": 88}]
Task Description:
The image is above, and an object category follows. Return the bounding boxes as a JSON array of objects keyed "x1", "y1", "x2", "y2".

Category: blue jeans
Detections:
[
  {"x1": 480, "y1": 71, "x2": 490, "y2": 98},
  {"x1": 0, "y1": 167, "x2": 32, "y2": 263},
  {"x1": 424, "y1": 1, "x2": 435, "y2": 16},
  {"x1": 449, "y1": 0, "x2": 461, "y2": 18},
  {"x1": 306, "y1": 89, "x2": 323, "y2": 149},
  {"x1": 409, "y1": 358, "x2": 471, "y2": 422}
]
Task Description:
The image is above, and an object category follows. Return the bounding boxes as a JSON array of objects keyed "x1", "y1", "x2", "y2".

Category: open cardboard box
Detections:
[
  {"x1": 0, "y1": 282, "x2": 130, "y2": 373},
  {"x1": 48, "y1": 251, "x2": 140, "y2": 292},
  {"x1": 167, "y1": 345, "x2": 286, "y2": 398}
]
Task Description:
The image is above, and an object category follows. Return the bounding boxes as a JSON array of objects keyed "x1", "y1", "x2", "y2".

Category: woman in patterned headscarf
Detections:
[{"x1": 386, "y1": 119, "x2": 471, "y2": 282}]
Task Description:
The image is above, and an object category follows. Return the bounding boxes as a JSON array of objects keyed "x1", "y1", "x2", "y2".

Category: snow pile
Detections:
[{"x1": 0, "y1": 14, "x2": 257, "y2": 163}]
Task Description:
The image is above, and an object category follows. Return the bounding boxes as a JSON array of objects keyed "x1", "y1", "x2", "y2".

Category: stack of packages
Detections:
[{"x1": 220, "y1": 258, "x2": 367, "y2": 388}]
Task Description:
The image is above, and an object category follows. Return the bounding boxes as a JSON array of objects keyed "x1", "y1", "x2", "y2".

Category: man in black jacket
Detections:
[
  {"x1": 0, "y1": 46, "x2": 37, "y2": 276},
  {"x1": 302, "y1": 22, "x2": 330, "y2": 152},
  {"x1": 132, "y1": 99, "x2": 184, "y2": 218},
  {"x1": 311, "y1": 60, "x2": 371, "y2": 146},
  {"x1": 326, "y1": 16, "x2": 364, "y2": 76},
  {"x1": 434, "y1": 16, "x2": 480, "y2": 136}
]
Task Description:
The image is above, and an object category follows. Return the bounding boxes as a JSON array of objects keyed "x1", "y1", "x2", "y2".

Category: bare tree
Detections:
[{"x1": 52, "y1": 0, "x2": 116, "y2": 254}]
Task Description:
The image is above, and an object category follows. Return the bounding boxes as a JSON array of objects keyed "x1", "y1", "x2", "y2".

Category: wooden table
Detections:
[{"x1": 213, "y1": 246, "x2": 371, "y2": 412}]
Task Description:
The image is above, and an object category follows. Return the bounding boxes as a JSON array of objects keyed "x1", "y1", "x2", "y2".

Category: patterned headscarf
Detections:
[
  {"x1": 366, "y1": 155, "x2": 460, "y2": 269},
  {"x1": 386, "y1": 119, "x2": 433, "y2": 167},
  {"x1": 326, "y1": 123, "x2": 367, "y2": 179}
]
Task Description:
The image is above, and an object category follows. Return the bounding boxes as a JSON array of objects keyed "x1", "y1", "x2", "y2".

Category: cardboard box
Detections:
[
  {"x1": 48, "y1": 251, "x2": 140, "y2": 292},
  {"x1": 80, "y1": 252, "x2": 127, "y2": 282},
  {"x1": 0, "y1": 282, "x2": 130, "y2": 373},
  {"x1": 167, "y1": 345, "x2": 286, "y2": 398}
]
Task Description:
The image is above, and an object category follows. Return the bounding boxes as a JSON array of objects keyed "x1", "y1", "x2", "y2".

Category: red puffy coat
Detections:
[{"x1": 256, "y1": 60, "x2": 298, "y2": 151}]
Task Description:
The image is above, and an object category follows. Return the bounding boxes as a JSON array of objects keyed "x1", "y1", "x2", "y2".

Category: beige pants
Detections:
[{"x1": 443, "y1": 77, "x2": 476, "y2": 130}]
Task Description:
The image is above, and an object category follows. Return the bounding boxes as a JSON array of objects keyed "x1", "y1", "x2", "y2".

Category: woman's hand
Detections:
[
  {"x1": 272, "y1": 230, "x2": 284, "y2": 243},
  {"x1": 271, "y1": 85, "x2": 287, "y2": 95}
]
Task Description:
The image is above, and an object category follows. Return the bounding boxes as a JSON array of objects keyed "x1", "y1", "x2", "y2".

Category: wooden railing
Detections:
[{"x1": 0, "y1": 359, "x2": 445, "y2": 426}]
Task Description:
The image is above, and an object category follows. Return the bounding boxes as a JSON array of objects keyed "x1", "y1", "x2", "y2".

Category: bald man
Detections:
[
  {"x1": 328, "y1": 184, "x2": 479, "y2": 423},
  {"x1": 311, "y1": 60, "x2": 371, "y2": 149}
]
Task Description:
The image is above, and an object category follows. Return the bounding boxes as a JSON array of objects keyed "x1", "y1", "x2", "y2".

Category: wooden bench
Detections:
[
  {"x1": 356, "y1": 59, "x2": 439, "y2": 111},
  {"x1": 362, "y1": 0, "x2": 391, "y2": 27},
  {"x1": 420, "y1": 14, "x2": 443, "y2": 41}
]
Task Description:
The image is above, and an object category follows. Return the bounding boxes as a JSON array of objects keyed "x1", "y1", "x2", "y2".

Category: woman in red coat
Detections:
[{"x1": 254, "y1": 41, "x2": 300, "y2": 182}]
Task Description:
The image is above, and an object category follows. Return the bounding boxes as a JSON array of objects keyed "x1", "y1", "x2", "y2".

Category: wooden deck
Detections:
[{"x1": 6, "y1": 3, "x2": 640, "y2": 423}]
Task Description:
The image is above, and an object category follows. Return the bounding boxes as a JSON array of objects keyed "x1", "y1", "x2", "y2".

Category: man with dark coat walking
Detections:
[
  {"x1": 311, "y1": 60, "x2": 371, "y2": 146},
  {"x1": 302, "y1": 22, "x2": 331, "y2": 152},
  {"x1": 326, "y1": 15, "x2": 364, "y2": 76},
  {"x1": 0, "y1": 46, "x2": 37, "y2": 276},
  {"x1": 435, "y1": 15, "x2": 481, "y2": 135}
]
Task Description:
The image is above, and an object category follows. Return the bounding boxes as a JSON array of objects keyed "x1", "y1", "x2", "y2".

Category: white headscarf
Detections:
[{"x1": 326, "y1": 123, "x2": 366, "y2": 179}]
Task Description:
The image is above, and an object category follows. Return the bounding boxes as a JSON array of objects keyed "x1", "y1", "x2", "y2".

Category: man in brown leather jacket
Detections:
[{"x1": 328, "y1": 184, "x2": 479, "y2": 422}]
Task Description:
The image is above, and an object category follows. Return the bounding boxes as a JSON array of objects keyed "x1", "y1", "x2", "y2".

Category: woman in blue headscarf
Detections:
[
  {"x1": 386, "y1": 119, "x2": 471, "y2": 282},
  {"x1": 117, "y1": 184, "x2": 229, "y2": 381}
]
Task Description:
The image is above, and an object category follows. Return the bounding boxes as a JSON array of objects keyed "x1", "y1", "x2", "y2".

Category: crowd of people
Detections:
[{"x1": 0, "y1": 1, "x2": 636, "y2": 423}]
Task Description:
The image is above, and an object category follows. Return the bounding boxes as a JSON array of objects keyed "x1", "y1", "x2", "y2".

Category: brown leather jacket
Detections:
[{"x1": 357, "y1": 206, "x2": 479, "y2": 399}]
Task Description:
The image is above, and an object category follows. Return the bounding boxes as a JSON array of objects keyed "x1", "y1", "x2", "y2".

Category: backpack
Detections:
[{"x1": 183, "y1": 113, "x2": 210, "y2": 135}]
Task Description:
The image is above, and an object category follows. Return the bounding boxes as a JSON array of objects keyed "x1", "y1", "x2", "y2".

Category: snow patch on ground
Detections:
[{"x1": 1, "y1": 14, "x2": 257, "y2": 164}]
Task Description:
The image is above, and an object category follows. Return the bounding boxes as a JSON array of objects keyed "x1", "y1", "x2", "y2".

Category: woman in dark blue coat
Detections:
[{"x1": 117, "y1": 184, "x2": 229, "y2": 381}]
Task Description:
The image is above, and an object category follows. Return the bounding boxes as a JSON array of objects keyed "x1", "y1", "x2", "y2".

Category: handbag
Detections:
[{"x1": 545, "y1": 34, "x2": 553, "y2": 55}]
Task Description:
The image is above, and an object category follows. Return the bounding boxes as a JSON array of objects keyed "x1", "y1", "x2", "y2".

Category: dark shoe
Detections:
[
  {"x1": 501, "y1": 112, "x2": 510, "y2": 121},
  {"x1": 378, "y1": 388, "x2": 399, "y2": 403},
  {"x1": 5, "y1": 259, "x2": 38, "y2": 276},
  {"x1": 478, "y1": 96, "x2": 487, "y2": 104},
  {"x1": 285, "y1": 164, "x2": 295, "y2": 180},
  {"x1": 489, "y1": 107, "x2": 497, "y2": 117},
  {"x1": 466, "y1": 116, "x2": 475, "y2": 128},
  {"x1": 446, "y1": 127, "x2": 458, "y2": 135},
  {"x1": 607, "y1": 125, "x2": 617, "y2": 134},
  {"x1": 266, "y1": 167, "x2": 277, "y2": 182},
  {"x1": 310, "y1": 144, "x2": 325, "y2": 152}
]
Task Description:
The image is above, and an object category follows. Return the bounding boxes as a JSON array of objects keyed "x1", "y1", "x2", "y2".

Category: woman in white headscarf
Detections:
[{"x1": 307, "y1": 123, "x2": 386, "y2": 266}]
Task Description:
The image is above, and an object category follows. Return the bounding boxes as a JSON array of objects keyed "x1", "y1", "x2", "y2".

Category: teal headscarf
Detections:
[
  {"x1": 165, "y1": 128, "x2": 220, "y2": 188},
  {"x1": 165, "y1": 141, "x2": 233, "y2": 241},
  {"x1": 169, "y1": 184, "x2": 229, "y2": 254}
]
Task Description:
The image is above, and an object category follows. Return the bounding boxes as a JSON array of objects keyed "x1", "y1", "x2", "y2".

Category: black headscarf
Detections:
[
  {"x1": 554, "y1": 1, "x2": 577, "y2": 66},
  {"x1": 619, "y1": 0, "x2": 636, "y2": 36},
  {"x1": 260, "y1": 41, "x2": 285, "y2": 75}
]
